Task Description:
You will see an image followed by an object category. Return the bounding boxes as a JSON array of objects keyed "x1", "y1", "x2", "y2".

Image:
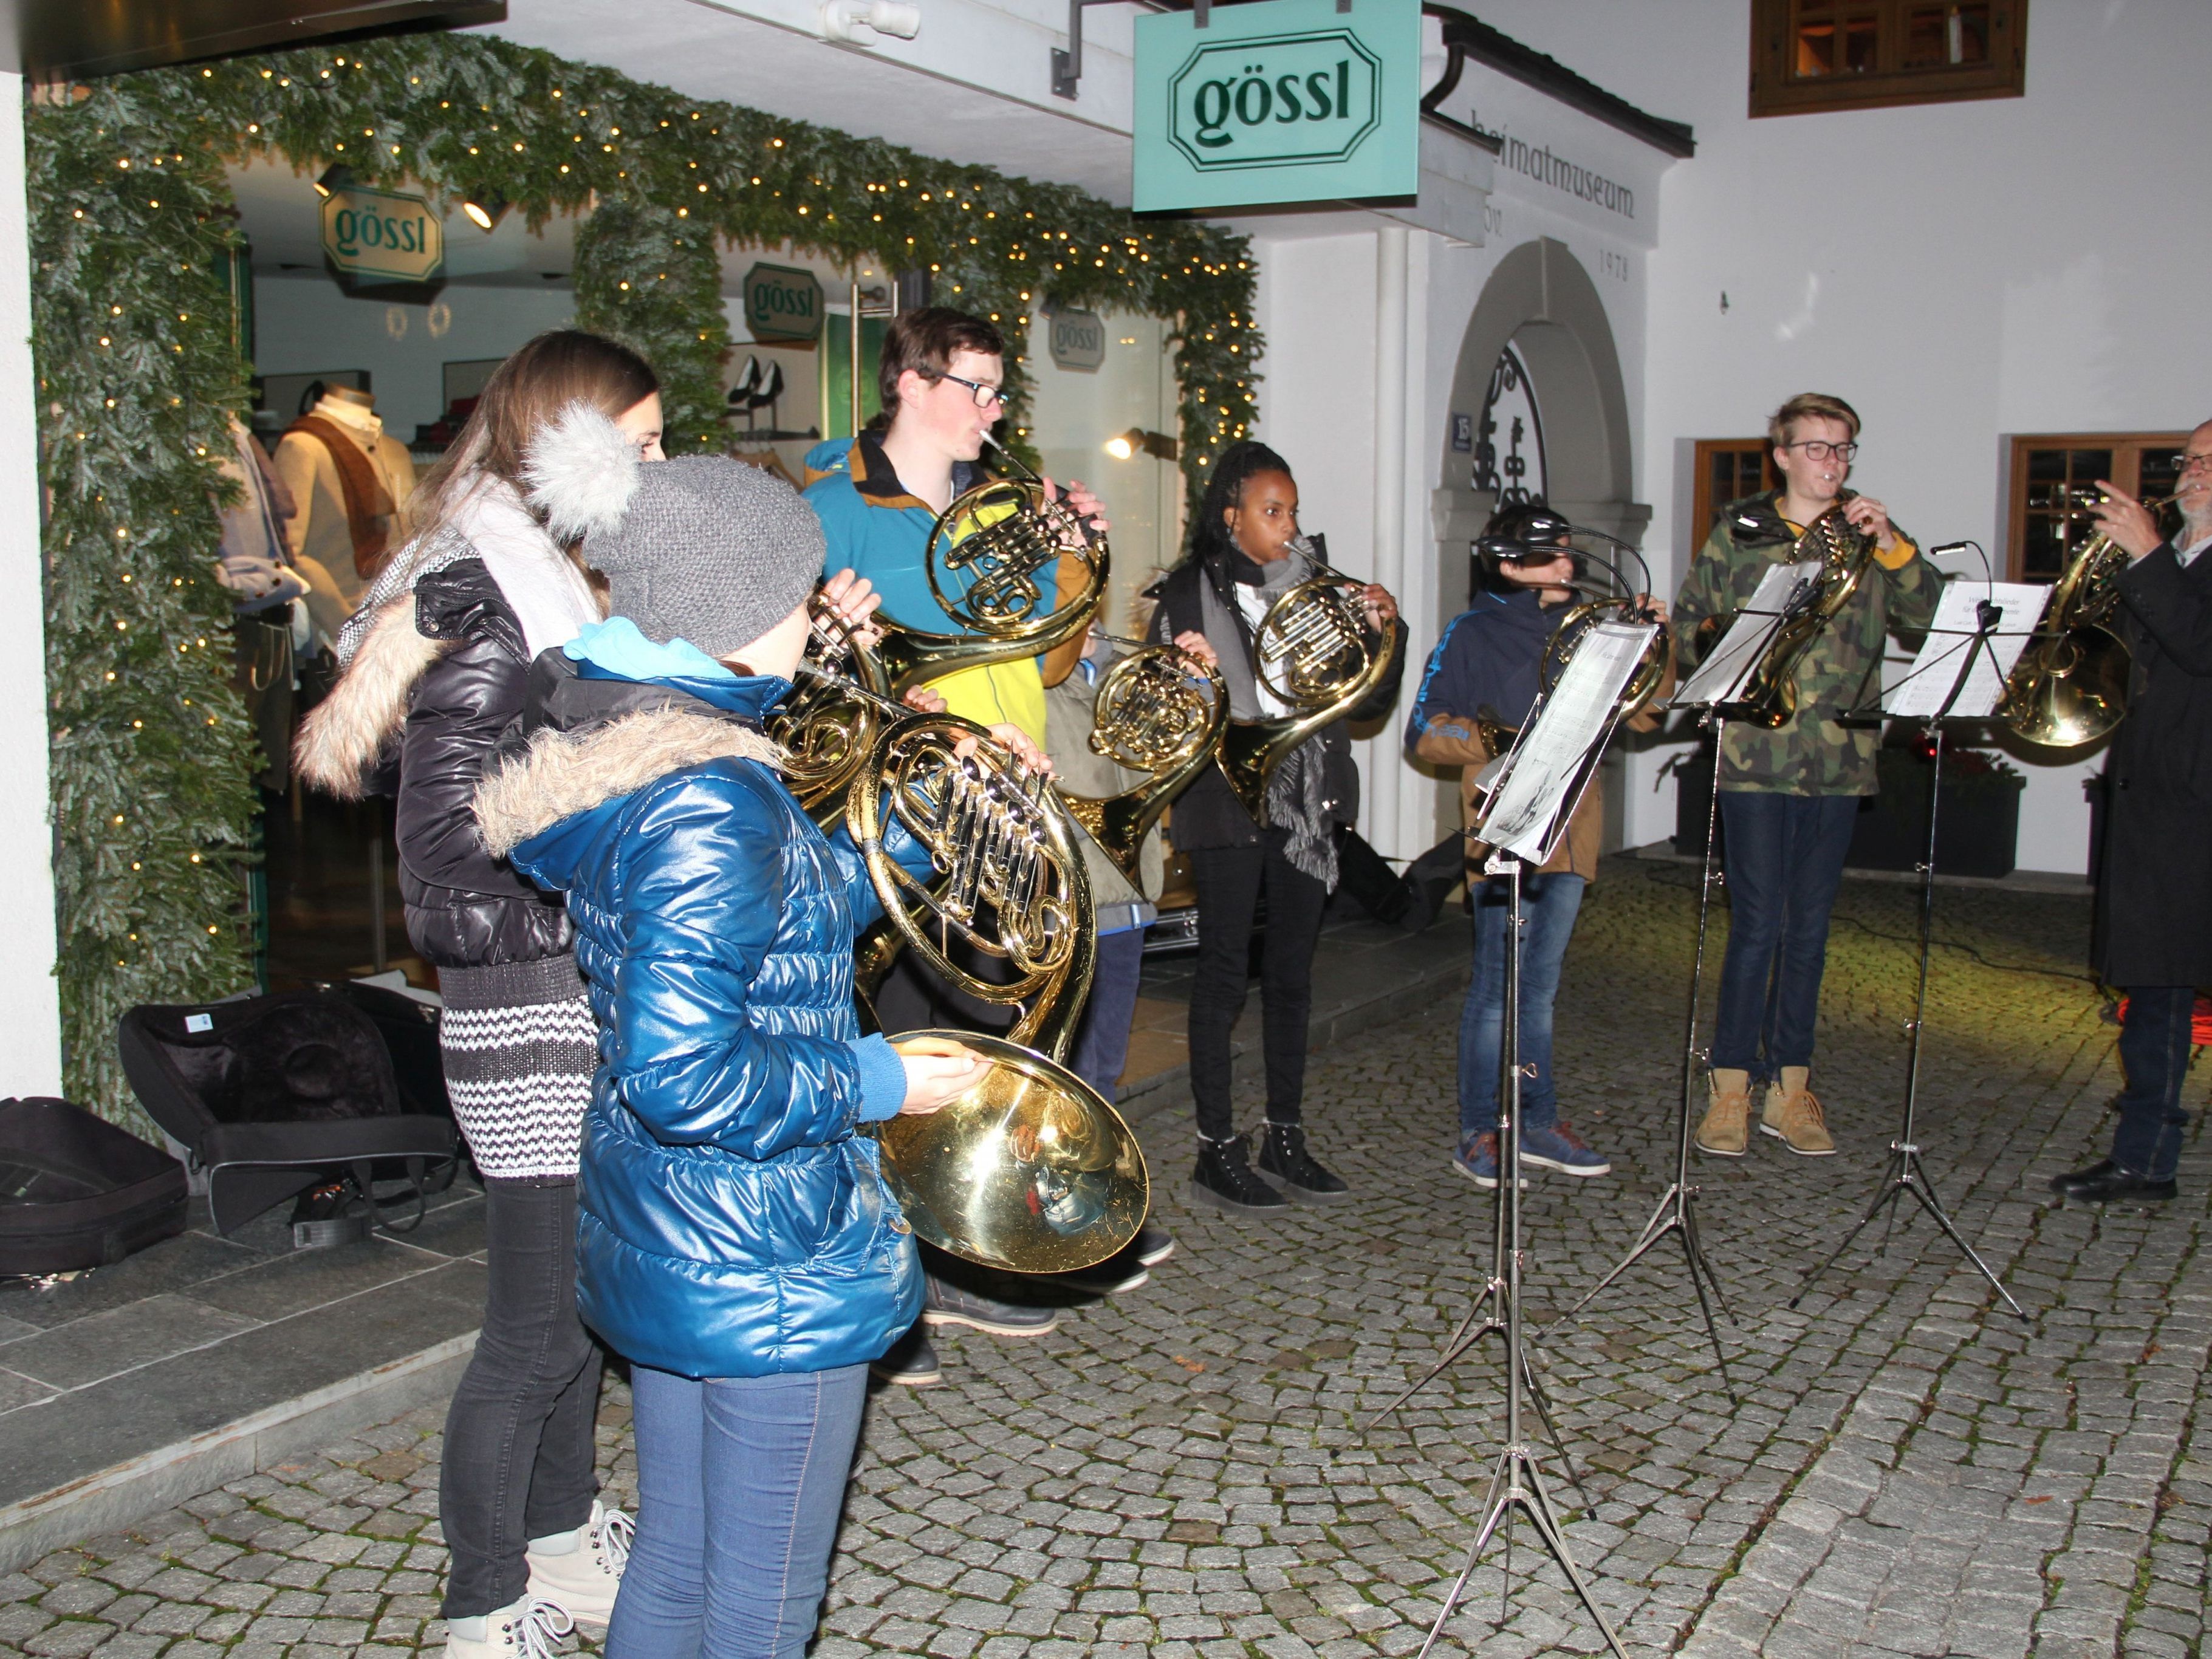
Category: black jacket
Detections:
[
  {"x1": 2092, "y1": 539, "x2": 2212, "y2": 987},
  {"x1": 1146, "y1": 544, "x2": 1407, "y2": 852},
  {"x1": 295, "y1": 558, "x2": 572, "y2": 971}
]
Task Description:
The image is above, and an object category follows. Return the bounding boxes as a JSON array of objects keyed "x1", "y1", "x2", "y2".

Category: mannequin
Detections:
[{"x1": 274, "y1": 382, "x2": 418, "y2": 638}]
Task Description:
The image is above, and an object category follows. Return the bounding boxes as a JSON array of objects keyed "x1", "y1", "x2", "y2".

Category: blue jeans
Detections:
[
  {"x1": 1458, "y1": 872, "x2": 1586, "y2": 1138},
  {"x1": 609, "y1": 1363, "x2": 868, "y2": 1659},
  {"x1": 1711, "y1": 791, "x2": 1859, "y2": 1079},
  {"x1": 2111, "y1": 986, "x2": 2194, "y2": 1181},
  {"x1": 1070, "y1": 928, "x2": 1146, "y2": 1104}
]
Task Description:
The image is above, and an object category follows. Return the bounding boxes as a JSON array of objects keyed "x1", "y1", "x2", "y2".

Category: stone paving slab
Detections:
[{"x1": 0, "y1": 860, "x2": 2203, "y2": 1658}]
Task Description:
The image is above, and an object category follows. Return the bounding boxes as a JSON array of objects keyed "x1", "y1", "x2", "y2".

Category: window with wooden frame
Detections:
[
  {"x1": 1750, "y1": 1, "x2": 2028, "y2": 118},
  {"x1": 2007, "y1": 433, "x2": 2190, "y2": 584},
  {"x1": 1690, "y1": 439, "x2": 1778, "y2": 549}
]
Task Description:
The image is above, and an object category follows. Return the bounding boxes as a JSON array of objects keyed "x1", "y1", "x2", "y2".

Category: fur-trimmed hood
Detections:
[
  {"x1": 292, "y1": 593, "x2": 447, "y2": 800},
  {"x1": 475, "y1": 701, "x2": 784, "y2": 860}
]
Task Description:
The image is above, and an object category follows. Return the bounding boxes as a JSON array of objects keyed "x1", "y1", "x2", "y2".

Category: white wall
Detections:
[
  {"x1": 252, "y1": 275, "x2": 580, "y2": 440},
  {"x1": 1467, "y1": 0, "x2": 2212, "y2": 874},
  {"x1": 0, "y1": 80, "x2": 61, "y2": 1095}
]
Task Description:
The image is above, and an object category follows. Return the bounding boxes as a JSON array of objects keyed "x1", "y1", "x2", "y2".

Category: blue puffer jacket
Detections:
[{"x1": 477, "y1": 648, "x2": 926, "y2": 1379}]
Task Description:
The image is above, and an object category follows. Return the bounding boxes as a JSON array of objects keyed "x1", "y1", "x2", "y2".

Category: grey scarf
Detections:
[{"x1": 1199, "y1": 550, "x2": 1339, "y2": 889}]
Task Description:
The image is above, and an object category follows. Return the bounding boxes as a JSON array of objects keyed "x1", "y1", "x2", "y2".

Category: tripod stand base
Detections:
[
  {"x1": 1550, "y1": 1180, "x2": 1738, "y2": 1399},
  {"x1": 1792, "y1": 1143, "x2": 2027, "y2": 1322},
  {"x1": 1418, "y1": 1442, "x2": 1629, "y2": 1659}
]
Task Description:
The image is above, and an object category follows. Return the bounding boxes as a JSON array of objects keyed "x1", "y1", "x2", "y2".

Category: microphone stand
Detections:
[{"x1": 1792, "y1": 600, "x2": 2028, "y2": 1320}]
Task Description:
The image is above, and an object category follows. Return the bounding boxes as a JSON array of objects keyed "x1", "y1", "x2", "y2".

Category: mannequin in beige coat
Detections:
[{"x1": 273, "y1": 384, "x2": 417, "y2": 640}]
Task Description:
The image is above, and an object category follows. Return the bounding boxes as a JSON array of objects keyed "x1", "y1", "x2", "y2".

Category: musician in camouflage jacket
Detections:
[{"x1": 1671, "y1": 392, "x2": 1939, "y2": 1160}]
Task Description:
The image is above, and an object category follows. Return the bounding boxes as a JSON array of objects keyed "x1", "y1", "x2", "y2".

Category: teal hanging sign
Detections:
[{"x1": 1133, "y1": 0, "x2": 1419, "y2": 213}]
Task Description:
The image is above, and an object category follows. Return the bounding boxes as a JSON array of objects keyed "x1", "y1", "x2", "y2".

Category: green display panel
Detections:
[{"x1": 820, "y1": 313, "x2": 889, "y2": 442}]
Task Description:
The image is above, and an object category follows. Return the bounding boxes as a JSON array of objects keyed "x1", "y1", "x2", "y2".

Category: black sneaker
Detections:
[
  {"x1": 922, "y1": 1270, "x2": 1060, "y2": 1337},
  {"x1": 1191, "y1": 1134, "x2": 1288, "y2": 1213},
  {"x1": 1257, "y1": 1121, "x2": 1351, "y2": 1203},
  {"x1": 870, "y1": 1325, "x2": 942, "y2": 1387},
  {"x1": 1130, "y1": 1223, "x2": 1176, "y2": 1267},
  {"x1": 1055, "y1": 1243, "x2": 1149, "y2": 1296},
  {"x1": 2047, "y1": 1159, "x2": 2177, "y2": 1205}
]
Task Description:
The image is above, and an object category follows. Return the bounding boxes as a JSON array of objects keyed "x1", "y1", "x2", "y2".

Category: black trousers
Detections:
[
  {"x1": 1186, "y1": 830, "x2": 1330, "y2": 1141},
  {"x1": 440, "y1": 1178, "x2": 603, "y2": 1618}
]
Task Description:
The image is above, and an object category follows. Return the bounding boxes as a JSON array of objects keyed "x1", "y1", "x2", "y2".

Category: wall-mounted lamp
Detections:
[
  {"x1": 1106, "y1": 427, "x2": 1178, "y2": 462},
  {"x1": 820, "y1": 0, "x2": 922, "y2": 44},
  {"x1": 313, "y1": 163, "x2": 355, "y2": 199},
  {"x1": 461, "y1": 192, "x2": 510, "y2": 233}
]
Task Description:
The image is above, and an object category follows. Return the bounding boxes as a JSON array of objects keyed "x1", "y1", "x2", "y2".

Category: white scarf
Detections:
[{"x1": 448, "y1": 475, "x2": 601, "y2": 657}]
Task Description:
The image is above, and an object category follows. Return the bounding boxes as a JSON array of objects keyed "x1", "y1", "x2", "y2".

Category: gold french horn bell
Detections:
[{"x1": 1060, "y1": 637, "x2": 1228, "y2": 881}]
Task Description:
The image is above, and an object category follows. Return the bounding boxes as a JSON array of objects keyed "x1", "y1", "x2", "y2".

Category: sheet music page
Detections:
[
  {"x1": 1671, "y1": 559, "x2": 1822, "y2": 710},
  {"x1": 1480, "y1": 622, "x2": 1657, "y2": 863},
  {"x1": 1882, "y1": 582, "x2": 2052, "y2": 719}
]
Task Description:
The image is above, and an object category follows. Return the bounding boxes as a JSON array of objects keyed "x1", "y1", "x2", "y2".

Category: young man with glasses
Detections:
[
  {"x1": 2048, "y1": 419, "x2": 2212, "y2": 1206},
  {"x1": 1673, "y1": 392, "x2": 1938, "y2": 1160}
]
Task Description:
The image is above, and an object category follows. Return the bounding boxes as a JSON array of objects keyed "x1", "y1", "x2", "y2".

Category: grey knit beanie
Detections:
[{"x1": 523, "y1": 403, "x2": 824, "y2": 660}]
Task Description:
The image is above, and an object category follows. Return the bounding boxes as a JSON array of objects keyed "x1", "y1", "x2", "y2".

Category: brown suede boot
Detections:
[
  {"x1": 1694, "y1": 1068, "x2": 1751, "y2": 1157},
  {"x1": 1762, "y1": 1066, "x2": 1837, "y2": 1155}
]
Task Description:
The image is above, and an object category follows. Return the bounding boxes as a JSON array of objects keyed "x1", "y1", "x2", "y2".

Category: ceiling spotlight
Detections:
[
  {"x1": 461, "y1": 192, "x2": 510, "y2": 233},
  {"x1": 313, "y1": 163, "x2": 356, "y2": 199},
  {"x1": 1106, "y1": 427, "x2": 1178, "y2": 462}
]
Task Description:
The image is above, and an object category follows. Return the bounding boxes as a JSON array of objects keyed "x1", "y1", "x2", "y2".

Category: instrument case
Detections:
[{"x1": 0, "y1": 1096, "x2": 190, "y2": 1276}]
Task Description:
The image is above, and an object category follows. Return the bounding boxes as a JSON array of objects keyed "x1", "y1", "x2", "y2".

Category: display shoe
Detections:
[
  {"x1": 2047, "y1": 1158, "x2": 2177, "y2": 1205},
  {"x1": 1256, "y1": 1120, "x2": 1351, "y2": 1202},
  {"x1": 1130, "y1": 1222, "x2": 1177, "y2": 1267},
  {"x1": 1694, "y1": 1069, "x2": 1751, "y2": 1157},
  {"x1": 870, "y1": 1324, "x2": 943, "y2": 1386},
  {"x1": 728, "y1": 355, "x2": 761, "y2": 405},
  {"x1": 749, "y1": 359, "x2": 786, "y2": 409},
  {"x1": 1191, "y1": 1133, "x2": 1289, "y2": 1213},
  {"x1": 1520, "y1": 1121, "x2": 1612, "y2": 1177},
  {"x1": 443, "y1": 1597, "x2": 573, "y2": 1659},
  {"x1": 1055, "y1": 1243, "x2": 1149, "y2": 1296},
  {"x1": 524, "y1": 1500, "x2": 632, "y2": 1628},
  {"x1": 1761, "y1": 1067, "x2": 1837, "y2": 1156},
  {"x1": 1450, "y1": 1131, "x2": 1524, "y2": 1191},
  {"x1": 922, "y1": 1269, "x2": 1059, "y2": 1337}
]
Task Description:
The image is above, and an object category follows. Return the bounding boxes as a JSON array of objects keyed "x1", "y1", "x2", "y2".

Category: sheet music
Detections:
[
  {"x1": 1480, "y1": 622, "x2": 1657, "y2": 864},
  {"x1": 1882, "y1": 582, "x2": 2051, "y2": 719},
  {"x1": 1671, "y1": 559, "x2": 1822, "y2": 710}
]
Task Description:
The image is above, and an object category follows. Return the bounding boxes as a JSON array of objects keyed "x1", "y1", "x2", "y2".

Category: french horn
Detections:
[
  {"x1": 1996, "y1": 493, "x2": 2160, "y2": 748},
  {"x1": 1697, "y1": 503, "x2": 1877, "y2": 730},
  {"x1": 767, "y1": 597, "x2": 897, "y2": 827},
  {"x1": 1217, "y1": 537, "x2": 1400, "y2": 824},
  {"x1": 1474, "y1": 591, "x2": 1673, "y2": 754},
  {"x1": 843, "y1": 711, "x2": 1148, "y2": 1274},
  {"x1": 1059, "y1": 638, "x2": 1229, "y2": 881},
  {"x1": 871, "y1": 435, "x2": 1109, "y2": 697}
]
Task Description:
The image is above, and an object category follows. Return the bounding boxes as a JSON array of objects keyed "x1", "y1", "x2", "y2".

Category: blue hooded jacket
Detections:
[{"x1": 478, "y1": 638, "x2": 928, "y2": 1378}]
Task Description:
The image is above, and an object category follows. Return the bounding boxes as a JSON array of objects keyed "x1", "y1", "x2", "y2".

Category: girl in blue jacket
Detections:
[{"x1": 474, "y1": 406, "x2": 984, "y2": 1657}]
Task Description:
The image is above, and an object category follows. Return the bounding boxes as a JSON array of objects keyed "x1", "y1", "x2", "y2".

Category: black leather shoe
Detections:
[
  {"x1": 1256, "y1": 1121, "x2": 1351, "y2": 1203},
  {"x1": 1191, "y1": 1134, "x2": 1287, "y2": 1213},
  {"x1": 2048, "y1": 1159, "x2": 2177, "y2": 1204}
]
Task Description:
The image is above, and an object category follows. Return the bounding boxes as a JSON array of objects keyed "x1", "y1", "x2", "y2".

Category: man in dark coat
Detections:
[{"x1": 2052, "y1": 417, "x2": 2212, "y2": 1205}]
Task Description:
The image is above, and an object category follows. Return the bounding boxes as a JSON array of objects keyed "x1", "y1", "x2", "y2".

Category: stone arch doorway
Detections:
[{"x1": 1425, "y1": 236, "x2": 1651, "y2": 840}]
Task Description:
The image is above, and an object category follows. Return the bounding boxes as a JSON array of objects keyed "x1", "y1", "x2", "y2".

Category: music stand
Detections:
[
  {"x1": 1543, "y1": 572, "x2": 1815, "y2": 1392},
  {"x1": 1793, "y1": 586, "x2": 2042, "y2": 1321},
  {"x1": 1384, "y1": 621, "x2": 1655, "y2": 1659}
]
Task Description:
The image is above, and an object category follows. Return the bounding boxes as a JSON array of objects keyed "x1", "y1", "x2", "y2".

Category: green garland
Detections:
[{"x1": 28, "y1": 33, "x2": 1261, "y2": 1126}]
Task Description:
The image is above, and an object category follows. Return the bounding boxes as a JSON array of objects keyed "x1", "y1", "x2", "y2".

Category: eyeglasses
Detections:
[
  {"x1": 2177, "y1": 452, "x2": 2212, "y2": 476},
  {"x1": 932, "y1": 371, "x2": 1007, "y2": 410},
  {"x1": 1781, "y1": 440, "x2": 1859, "y2": 462}
]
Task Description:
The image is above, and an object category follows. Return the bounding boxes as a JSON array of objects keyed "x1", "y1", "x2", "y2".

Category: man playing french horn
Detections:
[
  {"x1": 1673, "y1": 392, "x2": 1938, "y2": 1161},
  {"x1": 2048, "y1": 419, "x2": 2212, "y2": 1207}
]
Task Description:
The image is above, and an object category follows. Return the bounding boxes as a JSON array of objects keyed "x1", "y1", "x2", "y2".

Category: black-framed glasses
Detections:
[
  {"x1": 932, "y1": 371, "x2": 1007, "y2": 410},
  {"x1": 1781, "y1": 439, "x2": 1858, "y2": 462}
]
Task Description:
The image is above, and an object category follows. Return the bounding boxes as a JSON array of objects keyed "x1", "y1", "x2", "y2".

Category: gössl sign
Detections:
[
  {"x1": 319, "y1": 185, "x2": 443, "y2": 284},
  {"x1": 1133, "y1": 0, "x2": 1418, "y2": 213}
]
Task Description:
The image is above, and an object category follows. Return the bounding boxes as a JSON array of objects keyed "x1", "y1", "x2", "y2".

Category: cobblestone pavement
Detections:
[{"x1": 2, "y1": 860, "x2": 2206, "y2": 1658}]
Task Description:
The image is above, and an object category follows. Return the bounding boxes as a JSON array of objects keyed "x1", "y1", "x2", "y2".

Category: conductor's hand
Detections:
[
  {"x1": 892, "y1": 1036, "x2": 984, "y2": 1115},
  {"x1": 1841, "y1": 494, "x2": 1898, "y2": 551},
  {"x1": 2092, "y1": 481, "x2": 2165, "y2": 560},
  {"x1": 1172, "y1": 629, "x2": 1219, "y2": 668},
  {"x1": 1361, "y1": 583, "x2": 1400, "y2": 630}
]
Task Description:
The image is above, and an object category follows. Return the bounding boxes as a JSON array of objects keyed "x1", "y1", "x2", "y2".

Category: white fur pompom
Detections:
[{"x1": 523, "y1": 401, "x2": 643, "y2": 545}]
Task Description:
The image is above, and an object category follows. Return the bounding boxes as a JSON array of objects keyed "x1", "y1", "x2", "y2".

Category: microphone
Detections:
[{"x1": 1929, "y1": 541, "x2": 1978, "y2": 558}]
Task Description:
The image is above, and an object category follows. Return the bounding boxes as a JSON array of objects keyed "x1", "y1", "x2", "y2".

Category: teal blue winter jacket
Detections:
[{"x1": 479, "y1": 650, "x2": 926, "y2": 1379}]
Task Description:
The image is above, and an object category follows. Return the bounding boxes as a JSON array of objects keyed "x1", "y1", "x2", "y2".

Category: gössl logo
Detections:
[
  {"x1": 319, "y1": 185, "x2": 443, "y2": 283},
  {"x1": 1167, "y1": 28, "x2": 1382, "y2": 172}
]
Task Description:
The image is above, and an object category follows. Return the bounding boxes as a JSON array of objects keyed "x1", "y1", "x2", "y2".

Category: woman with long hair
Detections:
[{"x1": 296, "y1": 330, "x2": 663, "y2": 1658}]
